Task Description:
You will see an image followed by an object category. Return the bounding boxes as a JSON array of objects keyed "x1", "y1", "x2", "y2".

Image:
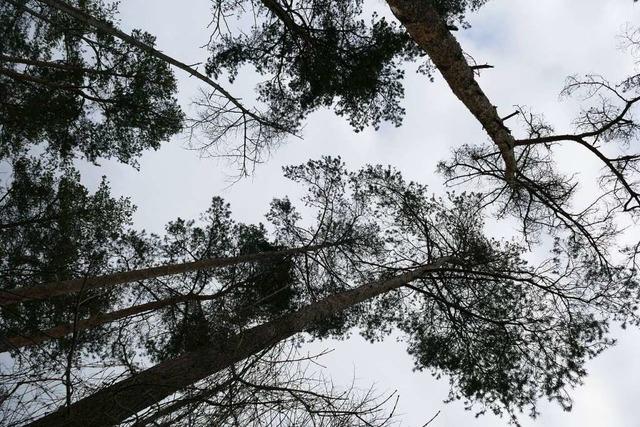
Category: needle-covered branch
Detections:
[
  {"x1": 1, "y1": 0, "x2": 183, "y2": 164},
  {"x1": 34, "y1": 0, "x2": 278, "y2": 129}
]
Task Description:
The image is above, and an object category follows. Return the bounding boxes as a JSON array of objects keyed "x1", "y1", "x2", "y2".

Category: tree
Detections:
[
  {"x1": 0, "y1": 156, "x2": 142, "y2": 423},
  {"x1": 0, "y1": 0, "x2": 184, "y2": 164},
  {"x1": 3, "y1": 1, "x2": 640, "y2": 426},
  {"x1": 0, "y1": 189, "x2": 365, "y2": 423},
  {"x1": 27, "y1": 158, "x2": 639, "y2": 426},
  {"x1": 0, "y1": 156, "x2": 135, "y2": 357}
]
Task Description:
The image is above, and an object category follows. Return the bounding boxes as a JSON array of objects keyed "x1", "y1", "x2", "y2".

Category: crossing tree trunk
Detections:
[
  {"x1": 27, "y1": 258, "x2": 450, "y2": 427},
  {"x1": 0, "y1": 242, "x2": 336, "y2": 306},
  {"x1": 1, "y1": 293, "x2": 225, "y2": 352}
]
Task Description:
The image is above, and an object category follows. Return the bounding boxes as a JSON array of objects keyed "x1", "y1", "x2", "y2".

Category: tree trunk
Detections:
[
  {"x1": 27, "y1": 258, "x2": 450, "y2": 427},
  {"x1": 0, "y1": 293, "x2": 224, "y2": 352},
  {"x1": 385, "y1": 0, "x2": 517, "y2": 182},
  {"x1": 0, "y1": 242, "x2": 336, "y2": 306}
]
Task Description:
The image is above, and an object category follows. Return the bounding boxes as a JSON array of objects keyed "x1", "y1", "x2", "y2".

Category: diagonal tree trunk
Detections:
[
  {"x1": 0, "y1": 293, "x2": 225, "y2": 353},
  {"x1": 0, "y1": 242, "x2": 337, "y2": 306},
  {"x1": 385, "y1": 0, "x2": 518, "y2": 183},
  {"x1": 27, "y1": 258, "x2": 451, "y2": 427}
]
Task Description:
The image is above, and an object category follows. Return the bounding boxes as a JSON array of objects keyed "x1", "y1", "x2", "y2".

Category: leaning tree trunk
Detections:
[
  {"x1": 385, "y1": 0, "x2": 517, "y2": 182},
  {"x1": 0, "y1": 293, "x2": 226, "y2": 352},
  {"x1": 27, "y1": 258, "x2": 451, "y2": 427},
  {"x1": 0, "y1": 242, "x2": 336, "y2": 306}
]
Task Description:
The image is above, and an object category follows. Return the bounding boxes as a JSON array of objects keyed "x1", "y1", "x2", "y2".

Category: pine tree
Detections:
[
  {"x1": 0, "y1": 0, "x2": 183, "y2": 164},
  {"x1": 26, "y1": 158, "x2": 639, "y2": 426}
]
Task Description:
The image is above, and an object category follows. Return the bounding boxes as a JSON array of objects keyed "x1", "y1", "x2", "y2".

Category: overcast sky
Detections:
[{"x1": 79, "y1": 1, "x2": 640, "y2": 425}]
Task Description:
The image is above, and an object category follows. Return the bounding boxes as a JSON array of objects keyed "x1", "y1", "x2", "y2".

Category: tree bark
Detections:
[
  {"x1": 27, "y1": 258, "x2": 450, "y2": 427},
  {"x1": 0, "y1": 242, "x2": 336, "y2": 306},
  {"x1": 385, "y1": 0, "x2": 517, "y2": 182},
  {"x1": 0, "y1": 293, "x2": 223, "y2": 352}
]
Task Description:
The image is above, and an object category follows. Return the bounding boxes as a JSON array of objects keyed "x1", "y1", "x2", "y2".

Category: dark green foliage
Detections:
[
  {"x1": 281, "y1": 157, "x2": 639, "y2": 421},
  {"x1": 142, "y1": 197, "x2": 234, "y2": 361},
  {"x1": 160, "y1": 197, "x2": 235, "y2": 270},
  {"x1": 206, "y1": 0, "x2": 490, "y2": 133},
  {"x1": 0, "y1": 157, "x2": 134, "y2": 355},
  {"x1": 0, "y1": 157, "x2": 133, "y2": 287},
  {"x1": 406, "y1": 309, "x2": 607, "y2": 418},
  {"x1": 232, "y1": 223, "x2": 298, "y2": 318},
  {"x1": 144, "y1": 198, "x2": 301, "y2": 362},
  {"x1": 206, "y1": 0, "x2": 420, "y2": 132},
  {"x1": 0, "y1": 0, "x2": 183, "y2": 164},
  {"x1": 152, "y1": 300, "x2": 215, "y2": 362}
]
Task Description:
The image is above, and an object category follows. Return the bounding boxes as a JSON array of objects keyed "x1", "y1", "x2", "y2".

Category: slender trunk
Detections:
[
  {"x1": 0, "y1": 293, "x2": 223, "y2": 353},
  {"x1": 0, "y1": 54, "x2": 134, "y2": 77},
  {"x1": 27, "y1": 258, "x2": 450, "y2": 427},
  {"x1": 385, "y1": 0, "x2": 517, "y2": 182},
  {"x1": 0, "y1": 242, "x2": 335, "y2": 306}
]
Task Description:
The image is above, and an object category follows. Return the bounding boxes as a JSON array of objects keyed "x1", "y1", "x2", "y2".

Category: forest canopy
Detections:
[{"x1": 1, "y1": 0, "x2": 640, "y2": 426}]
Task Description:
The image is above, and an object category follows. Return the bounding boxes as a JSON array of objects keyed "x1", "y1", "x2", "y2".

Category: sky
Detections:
[{"x1": 78, "y1": 1, "x2": 640, "y2": 426}]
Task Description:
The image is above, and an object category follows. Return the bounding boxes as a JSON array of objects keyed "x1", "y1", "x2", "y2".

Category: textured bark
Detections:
[
  {"x1": 385, "y1": 0, "x2": 517, "y2": 182},
  {"x1": 0, "y1": 293, "x2": 222, "y2": 352},
  {"x1": 0, "y1": 242, "x2": 335, "y2": 306},
  {"x1": 27, "y1": 259, "x2": 450, "y2": 427}
]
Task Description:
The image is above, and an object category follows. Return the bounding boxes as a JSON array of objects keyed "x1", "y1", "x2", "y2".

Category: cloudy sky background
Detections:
[{"x1": 77, "y1": 1, "x2": 640, "y2": 425}]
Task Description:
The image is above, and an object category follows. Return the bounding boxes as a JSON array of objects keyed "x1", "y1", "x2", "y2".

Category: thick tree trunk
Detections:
[
  {"x1": 0, "y1": 293, "x2": 223, "y2": 352},
  {"x1": 385, "y1": 0, "x2": 517, "y2": 182},
  {"x1": 27, "y1": 258, "x2": 450, "y2": 427},
  {"x1": 0, "y1": 242, "x2": 335, "y2": 306}
]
